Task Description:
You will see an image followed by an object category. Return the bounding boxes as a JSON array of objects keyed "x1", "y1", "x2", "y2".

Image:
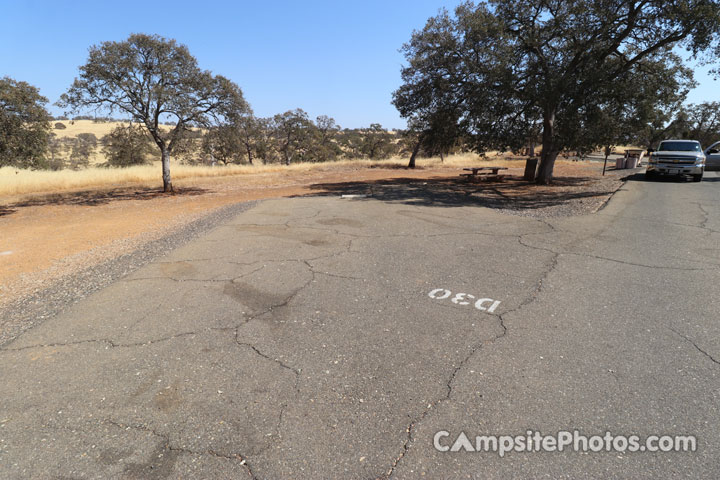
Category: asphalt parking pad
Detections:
[
  {"x1": 0, "y1": 330, "x2": 293, "y2": 478},
  {"x1": 0, "y1": 196, "x2": 557, "y2": 478},
  {"x1": 4, "y1": 176, "x2": 720, "y2": 478}
]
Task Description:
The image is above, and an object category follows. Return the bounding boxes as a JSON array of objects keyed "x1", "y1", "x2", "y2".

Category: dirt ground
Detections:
[{"x1": 0, "y1": 161, "x2": 621, "y2": 307}]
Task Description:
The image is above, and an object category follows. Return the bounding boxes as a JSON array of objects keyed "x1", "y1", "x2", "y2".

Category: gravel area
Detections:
[
  {"x1": 0, "y1": 200, "x2": 257, "y2": 347},
  {"x1": 494, "y1": 172, "x2": 629, "y2": 217}
]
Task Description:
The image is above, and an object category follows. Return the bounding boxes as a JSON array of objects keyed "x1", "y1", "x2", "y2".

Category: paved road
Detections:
[{"x1": 1, "y1": 172, "x2": 719, "y2": 479}]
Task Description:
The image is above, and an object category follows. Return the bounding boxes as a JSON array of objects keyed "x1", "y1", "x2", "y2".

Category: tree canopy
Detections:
[
  {"x1": 273, "y1": 109, "x2": 314, "y2": 165},
  {"x1": 0, "y1": 77, "x2": 51, "y2": 168},
  {"x1": 102, "y1": 124, "x2": 154, "y2": 167},
  {"x1": 394, "y1": 0, "x2": 720, "y2": 183},
  {"x1": 58, "y1": 33, "x2": 248, "y2": 191},
  {"x1": 679, "y1": 102, "x2": 720, "y2": 147}
]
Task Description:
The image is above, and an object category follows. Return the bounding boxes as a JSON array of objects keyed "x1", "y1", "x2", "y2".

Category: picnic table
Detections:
[{"x1": 460, "y1": 166, "x2": 508, "y2": 181}]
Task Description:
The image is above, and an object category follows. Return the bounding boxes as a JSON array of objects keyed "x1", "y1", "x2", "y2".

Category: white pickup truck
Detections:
[{"x1": 646, "y1": 139, "x2": 705, "y2": 182}]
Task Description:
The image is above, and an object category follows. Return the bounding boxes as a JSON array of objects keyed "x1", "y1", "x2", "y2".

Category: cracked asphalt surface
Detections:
[{"x1": 1, "y1": 172, "x2": 719, "y2": 478}]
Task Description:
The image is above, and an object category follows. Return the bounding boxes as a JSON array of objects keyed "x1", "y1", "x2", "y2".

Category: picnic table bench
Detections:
[{"x1": 460, "y1": 166, "x2": 508, "y2": 181}]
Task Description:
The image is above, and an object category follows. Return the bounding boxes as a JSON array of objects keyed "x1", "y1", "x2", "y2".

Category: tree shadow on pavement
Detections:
[
  {"x1": 303, "y1": 175, "x2": 612, "y2": 210},
  {"x1": 4, "y1": 186, "x2": 209, "y2": 211}
]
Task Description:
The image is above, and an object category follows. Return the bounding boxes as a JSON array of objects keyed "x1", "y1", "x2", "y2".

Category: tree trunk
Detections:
[
  {"x1": 536, "y1": 109, "x2": 558, "y2": 185},
  {"x1": 536, "y1": 149, "x2": 559, "y2": 185},
  {"x1": 246, "y1": 145, "x2": 253, "y2": 165},
  {"x1": 440, "y1": 151, "x2": 445, "y2": 162},
  {"x1": 408, "y1": 140, "x2": 421, "y2": 169},
  {"x1": 602, "y1": 145, "x2": 612, "y2": 176},
  {"x1": 161, "y1": 148, "x2": 173, "y2": 192},
  {"x1": 283, "y1": 146, "x2": 291, "y2": 166}
]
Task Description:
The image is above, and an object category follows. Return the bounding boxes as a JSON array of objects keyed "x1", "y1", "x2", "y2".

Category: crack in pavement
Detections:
[
  {"x1": 696, "y1": 203, "x2": 711, "y2": 231},
  {"x1": 104, "y1": 419, "x2": 259, "y2": 479},
  {"x1": 226, "y1": 248, "x2": 358, "y2": 462},
  {"x1": 0, "y1": 331, "x2": 204, "y2": 353},
  {"x1": 518, "y1": 237, "x2": 719, "y2": 271},
  {"x1": 312, "y1": 271, "x2": 365, "y2": 281},
  {"x1": 516, "y1": 219, "x2": 720, "y2": 271},
  {"x1": 668, "y1": 327, "x2": 720, "y2": 367},
  {"x1": 233, "y1": 340, "x2": 302, "y2": 451},
  {"x1": 564, "y1": 252, "x2": 720, "y2": 271},
  {"x1": 122, "y1": 276, "x2": 232, "y2": 284},
  {"x1": 498, "y1": 252, "x2": 561, "y2": 327},
  {"x1": 595, "y1": 211, "x2": 719, "y2": 234},
  {"x1": 380, "y1": 332, "x2": 496, "y2": 480},
  {"x1": 302, "y1": 258, "x2": 365, "y2": 281}
]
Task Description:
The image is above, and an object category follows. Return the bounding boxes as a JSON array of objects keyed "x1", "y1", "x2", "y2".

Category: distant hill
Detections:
[{"x1": 50, "y1": 120, "x2": 197, "y2": 166}]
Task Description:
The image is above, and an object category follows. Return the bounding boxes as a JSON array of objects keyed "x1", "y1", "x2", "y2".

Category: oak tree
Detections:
[
  {"x1": 273, "y1": 109, "x2": 314, "y2": 165},
  {"x1": 102, "y1": 124, "x2": 154, "y2": 167},
  {"x1": 359, "y1": 123, "x2": 397, "y2": 160},
  {"x1": 681, "y1": 102, "x2": 720, "y2": 147},
  {"x1": 0, "y1": 77, "x2": 52, "y2": 168},
  {"x1": 311, "y1": 115, "x2": 342, "y2": 162},
  {"x1": 59, "y1": 33, "x2": 248, "y2": 191},
  {"x1": 67, "y1": 132, "x2": 98, "y2": 169},
  {"x1": 394, "y1": 1, "x2": 720, "y2": 183}
]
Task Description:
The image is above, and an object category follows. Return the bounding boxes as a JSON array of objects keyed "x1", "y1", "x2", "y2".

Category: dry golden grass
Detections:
[
  {"x1": 52, "y1": 120, "x2": 196, "y2": 138},
  {"x1": 50, "y1": 119, "x2": 126, "y2": 139},
  {"x1": 50, "y1": 120, "x2": 122, "y2": 165},
  {"x1": 0, "y1": 153, "x2": 547, "y2": 198},
  {"x1": 50, "y1": 120, "x2": 188, "y2": 166}
]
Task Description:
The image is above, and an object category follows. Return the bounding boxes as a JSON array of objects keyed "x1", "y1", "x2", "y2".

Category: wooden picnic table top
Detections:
[{"x1": 462, "y1": 167, "x2": 509, "y2": 172}]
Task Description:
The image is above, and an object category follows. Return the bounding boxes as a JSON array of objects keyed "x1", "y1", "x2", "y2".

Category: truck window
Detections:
[{"x1": 658, "y1": 142, "x2": 701, "y2": 152}]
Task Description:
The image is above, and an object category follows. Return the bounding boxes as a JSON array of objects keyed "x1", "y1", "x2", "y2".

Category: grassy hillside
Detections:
[
  {"x1": 49, "y1": 120, "x2": 201, "y2": 166},
  {"x1": 51, "y1": 119, "x2": 127, "y2": 139},
  {"x1": 51, "y1": 120, "x2": 138, "y2": 166}
]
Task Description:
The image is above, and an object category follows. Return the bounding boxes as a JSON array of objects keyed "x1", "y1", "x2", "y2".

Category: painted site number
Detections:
[{"x1": 428, "y1": 289, "x2": 501, "y2": 313}]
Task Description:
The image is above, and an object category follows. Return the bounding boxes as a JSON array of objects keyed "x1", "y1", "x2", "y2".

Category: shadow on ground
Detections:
[
  {"x1": 303, "y1": 175, "x2": 611, "y2": 210},
  {"x1": 0, "y1": 206, "x2": 16, "y2": 217},
  {"x1": 368, "y1": 163, "x2": 423, "y2": 170},
  {"x1": 2, "y1": 187, "x2": 209, "y2": 213}
]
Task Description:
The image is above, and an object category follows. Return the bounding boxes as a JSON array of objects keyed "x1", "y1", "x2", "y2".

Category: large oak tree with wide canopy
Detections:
[
  {"x1": 59, "y1": 34, "x2": 248, "y2": 192},
  {"x1": 394, "y1": 1, "x2": 720, "y2": 183}
]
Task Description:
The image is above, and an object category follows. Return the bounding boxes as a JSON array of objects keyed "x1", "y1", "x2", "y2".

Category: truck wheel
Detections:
[
  {"x1": 645, "y1": 171, "x2": 656, "y2": 181},
  {"x1": 693, "y1": 174, "x2": 703, "y2": 182}
]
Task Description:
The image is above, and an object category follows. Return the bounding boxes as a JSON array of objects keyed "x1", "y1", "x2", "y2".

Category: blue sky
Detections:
[{"x1": 1, "y1": 0, "x2": 718, "y2": 129}]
